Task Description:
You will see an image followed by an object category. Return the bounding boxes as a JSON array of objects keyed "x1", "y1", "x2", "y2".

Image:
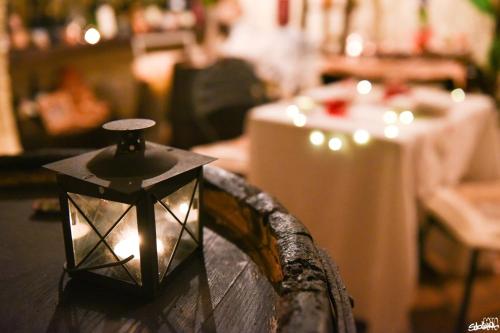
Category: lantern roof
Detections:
[{"x1": 44, "y1": 119, "x2": 215, "y2": 194}]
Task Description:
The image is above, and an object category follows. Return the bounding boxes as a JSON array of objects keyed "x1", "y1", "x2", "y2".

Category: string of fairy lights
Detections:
[{"x1": 285, "y1": 81, "x2": 467, "y2": 151}]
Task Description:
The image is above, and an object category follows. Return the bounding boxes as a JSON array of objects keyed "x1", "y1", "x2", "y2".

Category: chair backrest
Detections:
[
  {"x1": 169, "y1": 58, "x2": 269, "y2": 148},
  {"x1": 192, "y1": 58, "x2": 267, "y2": 116},
  {"x1": 191, "y1": 58, "x2": 268, "y2": 141}
]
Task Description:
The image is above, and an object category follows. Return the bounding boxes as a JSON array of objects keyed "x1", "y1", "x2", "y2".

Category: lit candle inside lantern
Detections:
[
  {"x1": 114, "y1": 233, "x2": 141, "y2": 259},
  {"x1": 114, "y1": 234, "x2": 165, "y2": 260}
]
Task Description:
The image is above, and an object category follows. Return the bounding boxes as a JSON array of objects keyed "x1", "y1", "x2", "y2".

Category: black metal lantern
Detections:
[{"x1": 44, "y1": 119, "x2": 215, "y2": 297}]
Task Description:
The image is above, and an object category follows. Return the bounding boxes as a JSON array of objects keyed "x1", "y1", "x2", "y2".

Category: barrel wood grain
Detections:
[{"x1": 203, "y1": 166, "x2": 355, "y2": 333}]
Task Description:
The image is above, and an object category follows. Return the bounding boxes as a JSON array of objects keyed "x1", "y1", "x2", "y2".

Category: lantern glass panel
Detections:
[
  {"x1": 186, "y1": 186, "x2": 200, "y2": 242},
  {"x1": 67, "y1": 193, "x2": 142, "y2": 285},
  {"x1": 167, "y1": 224, "x2": 198, "y2": 275},
  {"x1": 154, "y1": 179, "x2": 199, "y2": 281},
  {"x1": 154, "y1": 202, "x2": 182, "y2": 280}
]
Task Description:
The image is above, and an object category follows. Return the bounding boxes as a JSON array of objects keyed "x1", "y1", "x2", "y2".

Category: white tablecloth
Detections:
[{"x1": 247, "y1": 83, "x2": 500, "y2": 333}]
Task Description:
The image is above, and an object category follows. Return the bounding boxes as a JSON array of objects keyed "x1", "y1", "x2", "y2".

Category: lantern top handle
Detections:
[
  {"x1": 103, "y1": 119, "x2": 156, "y2": 132},
  {"x1": 103, "y1": 119, "x2": 156, "y2": 155}
]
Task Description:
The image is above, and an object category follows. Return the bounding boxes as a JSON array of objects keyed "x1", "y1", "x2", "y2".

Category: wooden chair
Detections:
[
  {"x1": 423, "y1": 181, "x2": 500, "y2": 333},
  {"x1": 191, "y1": 58, "x2": 268, "y2": 142},
  {"x1": 169, "y1": 58, "x2": 268, "y2": 149}
]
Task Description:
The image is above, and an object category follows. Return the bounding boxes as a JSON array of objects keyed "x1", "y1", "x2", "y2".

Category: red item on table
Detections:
[
  {"x1": 414, "y1": 27, "x2": 432, "y2": 54},
  {"x1": 383, "y1": 82, "x2": 411, "y2": 100},
  {"x1": 325, "y1": 99, "x2": 348, "y2": 117},
  {"x1": 277, "y1": 0, "x2": 289, "y2": 26}
]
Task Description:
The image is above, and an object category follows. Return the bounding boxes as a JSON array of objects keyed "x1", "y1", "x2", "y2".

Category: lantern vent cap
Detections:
[
  {"x1": 43, "y1": 119, "x2": 216, "y2": 195},
  {"x1": 87, "y1": 119, "x2": 177, "y2": 179}
]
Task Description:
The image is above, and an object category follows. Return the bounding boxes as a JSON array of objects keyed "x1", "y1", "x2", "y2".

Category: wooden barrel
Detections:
[
  {"x1": 0, "y1": 155, "x2": 355, "y2": 333},
  {"x1": 203, "y1": 166, "x2": 355, "y2": 333}
]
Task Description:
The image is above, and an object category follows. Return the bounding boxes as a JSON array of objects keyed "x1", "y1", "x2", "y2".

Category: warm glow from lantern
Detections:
[
  {"x1": 383, "y1": 110, "x2": 398, "y2": 124},
  {"x1": 71, "y1": 223, "x2": 90, "y2": 239},
  {"x1": 114, "y1": 233, "x2": 141, "y2": 259},
  {"x1": 156, "y1": 239, "x2": 165, "y2": 255},
  {"x1": 114, "y1": 233, "x2": 166, "y2": 259},
  {"x1": 353, "y1": 129, "x2": 370, "y2": 145},
  {"x1": 310, "y1": 131, "x2": 325, "y2": 146},
  {"x1": 451, "y1": 88, "x2": 465, "y2": 103},
  {"x1": 293, "y1": 113, "x2": 307, "y2": 127},
  {"x1": 346, "y1": 33, "x2": 364, "y2": 57},
  {"x1": 384, "y1": 125, "x2": 399, "y2": 139},
  {"x1": 356, "y1": 80, "x2": 372, "y2": 95},
  {"x1": 399, "y1": 110, "x2": 414, "y2": 124},
  {"x1": 179, "y1": 202, "x2": 189, "y2": 215},
  {"x1": 328, "y1": 137, "x2": 343, "y2": 151},
  {"x1": 84, "y1": 27, "x2": 101, "y2": 45}
]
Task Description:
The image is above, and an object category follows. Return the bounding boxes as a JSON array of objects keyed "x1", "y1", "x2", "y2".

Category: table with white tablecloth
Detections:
[{"x1": 246, "y1": 82, "x2": 500, "y2": 333}]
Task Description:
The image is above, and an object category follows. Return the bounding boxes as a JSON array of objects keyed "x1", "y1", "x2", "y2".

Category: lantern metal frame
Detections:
[{"x1": 45, "y1": 120, "x2": 214, "y2": 298}]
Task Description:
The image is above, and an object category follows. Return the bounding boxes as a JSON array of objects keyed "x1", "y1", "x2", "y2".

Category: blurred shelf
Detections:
[{"x1": 9, "y1": 37, "x2": 132, "y2": 65}]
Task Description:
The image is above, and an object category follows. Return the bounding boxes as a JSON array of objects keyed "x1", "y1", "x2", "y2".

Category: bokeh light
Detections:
[
  {"x1": 384, "y1": 125, "x2": 399, "y2": 139},
  {"x1": 353, "y1": 129, "x2": 370, "y2": 145},
  {"x1": 328, "y1": 137, "x2": 343, "y2": 151},
  {"x1": 383, "y1": 110, "x2": 398, "y2": 124},
  {"x1": 310, "y1": 130, "x2": 325, "y2": 146},
  {"x1": 399, "y1": 110, "x2": 414, "y2": 124},
  {"x1": 84, "y1": 27, "x2": 101, "y2": 45},
  {"x1": 357, "y1": 80, "x2": 372, "y2": 95},
  {"x1": 293, "y1": 113, "x2": 307, "y2": 127},
  {"x1": 346, "y1": 33, "x2": 364, "y2": 57},
  {"x1": 451, "y1": 88, "x2": 466, "y2": 103}
]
